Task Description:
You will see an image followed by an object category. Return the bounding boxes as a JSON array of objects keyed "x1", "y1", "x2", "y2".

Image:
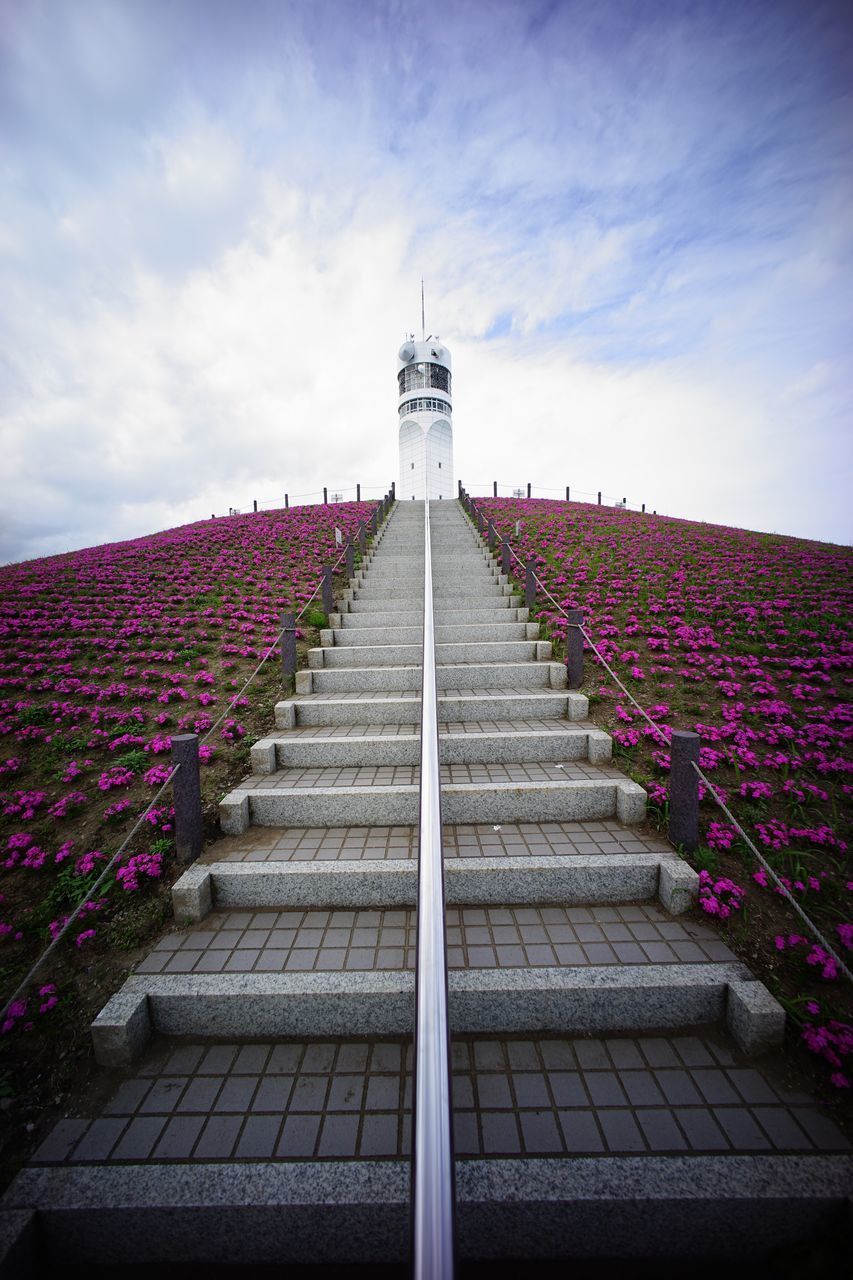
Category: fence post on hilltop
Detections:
[
  {"x1": 642, "y1": 503, "x2": 646, "y2": 513},
  {"x1": 525, "y1": 562, "x2": 536, "y2": 611},
  {"x1": 253, "y1": 500, "x2": 258, "y2": 512},
  {"x1": 172, "y1": 734, "x2": 203, "y2": 864},
  {"x1": 323, "y1": 487, "x2": 328, "y2": 505},
  {"x1": 285, "y1": 494, "x2": 289, "y2": 509},
  {"x1": 501, "y1": 537, "x2": 511, "y2": 575},
  {"x1": 597, "y1": 492, "x2": 601, "y2": 505},
  {"x1": 487, "y1": 520, "x2": 497, "y2": 553},
  {"x1": 322, "y1": 567, "x2": 334, "y2": 615},
  {"x1": 527, "y1": 483, "x2": 531, "y2": 499},
  {"x1": 357, "y1": 483, "x2": 361, "y2": 501},
  {"x1": 358, "y1": 523, "x2": 367, "y2": 556},
  {"x1": 346, "y1": 541, "x2": 355, "y2": 579},
  {"x1": 391, "y1": 481, "x2": 396, "y2": 500},
  {"x1": 565, "y1": 610, "x2": 584, "y2": 689},
  {"x1": 493, "y1": 481, "x2": 497, "y2": 497},
  {"x1": 669, "y1": 731, "x2": 700, "y2": 853},
  {"x1": 281, "y1": 611, "x2": 296, "y2": 683},
  {"x1": 458, "y1": 480, "x2": 463, "y2": 497}
]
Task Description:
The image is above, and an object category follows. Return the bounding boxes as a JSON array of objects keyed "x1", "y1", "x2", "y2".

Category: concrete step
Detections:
[
  {"x1": 332, "y1": 606, "x2": 528, "y2": 626},
  {"x1": 10, "y1": 1020, "x2": 848, "y2": 1266},
  {"x1": 91, "y1": 952, "x2": 779, "y2": 1060},
  {"x1": 172, "y1": 852, "x2": 697, "y2": 920},
  {"x1": 308, "y1": 641, "x2": 549, "y2": 669},
  {"x1": 250, "y1": 723, "x2": 610, "y2": 772},
  {"x1": 276, "y1": 690, "x2": 589, "y2": 727},
  {"x1": 344, "y1": 597, "x2": 514, "y2": 613},
  {"x1": 328, "y1": 622, "x2": 538, "y2": 646},
  {"x1": 218, "y1": 763, "x2": 646, "y2": 831},
  {"x1": 299, "y1": 662, "x2": 567, "y2": 694}
]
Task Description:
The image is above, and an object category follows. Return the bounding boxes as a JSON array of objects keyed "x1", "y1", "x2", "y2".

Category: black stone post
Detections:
[
  {"x1": 525, "y1": 562, "x2": 536, "y2": 611},
  {"x1": 487, "y1": 520, "x2": 497, "y2": 552},
  {"x1": 476, "y1": 510, "x2": 484, "y2": 536},
  {"x1": 358, "y1": 523, "x2": 367, "y2": 555},
  {"x1": 493, "y1": 481, "x2": 497, "y2": 497},
  {"x1": 391, "y1": 481, "x2": 396, "y2": 499},
  {"x1": 669, "y1": 731, "x2": 701, "y2": 853},
  {"x1": 369, "y1": 508, "x2": 378, "y2": 535},
  {"x1": 458, "y1": 480, "x2": 463, "y2": 497},
  {"x1": 281, "y1": 611, "x2": 296, "y2": 682},
  {"x1": 323, "y1": 487, "x2": 328, "y2": 505},
  {"x1": 285, "y1": 494, "x2": 289, "y2": 509},
  {"x1": 565, "y1": 609, "x2": 584, "y2": 689},
  {"x1": 346, "y1": 541, "x2": 354, "y2": 578},
  {"x1": 172, "y1": 734, "x2": 203, "y2": 864},
  {"x1": 501, "y1": 537, "x2": 511, "y2": 575},
  {"x1": 597, "y1": 491, "x2": 602, "y2": 505},
  {"x1": 527, "y1": 482, "x2": 531, "y2": 499},
  {"x1": 253, "y1": 499, "x2": 258, "y2": 512},
  {"x1": 566, "y1": 486, "x2": 570, "y2": 501},
  {"x1": 322, "y1": 567, "x2": 334, "y2": 615},
  {"x1": 642, "y1": 503, "x2": 646, "y2": 513},
  {"x1": 357, "y1": 483, "x2": 361, "y2": 501}
]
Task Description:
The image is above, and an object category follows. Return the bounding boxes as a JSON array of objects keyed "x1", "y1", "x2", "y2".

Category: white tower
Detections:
[{"x1": 397, "y1": 337, "x2": 454, "y2": 500}]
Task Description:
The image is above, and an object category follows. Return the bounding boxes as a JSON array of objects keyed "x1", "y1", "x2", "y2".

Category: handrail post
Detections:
[
  {"x1": 501, "y1": 537, "x2": 511, "y2": 575},
  {"x1": 487, "y1": 520, "x2": 496, "y2": 553},
  {"x1": 525, "y1": 561, "x2": 536, "y2": 611},
  {"x1": 670, "y1": 731, "x2": 700, "y2": 852},
  {"x1": 565, "y1": 609, "x2": 584, "y2": 689},
  {"x1": 345, "y1": 541, "x2": 355, "y2": 579},
  {"x1": 322, "y1": 567, "x2": 334, "y2": 615},
  {"x1": 411, "y1": 498, "x2": 456, "y2": 1280},
  {"x1": 280, "y1": 612, "x2": 296, "y2": 683},
  {"x1": 172, "y1": 734, "x2": 203, "y2": 864},
  {"x1": 358, "y1": 523, "x2": 367, "y2": 556}
]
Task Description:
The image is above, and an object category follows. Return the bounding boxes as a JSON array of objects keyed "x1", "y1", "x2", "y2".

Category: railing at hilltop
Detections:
[
  {"x1": 458, "y1": 484, "x2": 853, "y2": 988},
  {"x1": 0, "y1": 487, "x2": 399, "y2": 1028},
  {"x1": 217, "y1": 481, "x2": 394, "y2": 518},
  {"x1": 467, "y1": 479, "x2": 659, "y2": 515}
]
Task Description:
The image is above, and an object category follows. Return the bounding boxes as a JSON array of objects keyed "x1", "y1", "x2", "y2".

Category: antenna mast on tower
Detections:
[{"x1": 421, "y1": 278, "x2": 425, "y2": 341}]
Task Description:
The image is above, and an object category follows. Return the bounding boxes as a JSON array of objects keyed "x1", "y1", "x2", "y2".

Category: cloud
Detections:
[{"x1": 1, "y1": 0, "x2": 851, "y2": 563}]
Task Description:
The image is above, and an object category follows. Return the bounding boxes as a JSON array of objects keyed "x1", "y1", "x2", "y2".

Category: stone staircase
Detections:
[{"x1": 2, "y1": 499, "x2": 850, "y2": 1272}]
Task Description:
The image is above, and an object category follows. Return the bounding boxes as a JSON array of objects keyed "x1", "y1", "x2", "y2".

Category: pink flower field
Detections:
[
  {"x1": 0, "y1": 500, "x2": 375, "y2": 1045},
  {"x1": 474, "y1": 495, "x2": 853, "y2": 1095}
]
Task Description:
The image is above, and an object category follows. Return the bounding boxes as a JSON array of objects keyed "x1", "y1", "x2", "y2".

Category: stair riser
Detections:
[
  {"x1": 339, "y1": 607, "x2": 522, "y2": 626},
  {"x1": 285, "y1": 694, "x2": 584, "y2": 726},
  {"x1": 272, "y1": 732, "x2": 595, "y2": 769},
  {"x1": 195, "y1": 858, "x2": 663, "y2": 912},
  {"x1": 346, "y1": 598, "x2": 512, "y2": 612},
  {"x1": 12, "y1": 1162, "x2": 848, "y2": 1266},
  {"x1": 305, "y1": 665, "x2": 557, "y2": 692},
  {"x1": 314, "y1": 642, "x2": 540, "y2": 667},
  {"x1": 231, "y1": 781, "x2": 633, "y2": 829},
  {"x1": 332, "y1": 624, "x2": 533, "y2": 645}
]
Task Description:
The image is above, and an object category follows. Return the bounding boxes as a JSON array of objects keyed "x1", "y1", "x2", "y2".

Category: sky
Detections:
[{"x1": 1, "y1": 0, "x2": 851, "y2": 564}]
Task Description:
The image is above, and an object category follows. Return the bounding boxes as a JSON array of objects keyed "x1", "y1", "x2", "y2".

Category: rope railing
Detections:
[
  {"x1": 467, "y1": 481, "x2": 658, "y2": 513},
  {"x1": 217, "y1": 482, "x2": 393, "y2": 518},
  {"x1": 0, "y1": 490, "x2": 398, "y2": 1028},
  {"x1": 411, "y1": 498, "x2": 456, "y2": 1279},
  {"x1": 460, "y1": 487, "x2": 852, "y2": 988}
]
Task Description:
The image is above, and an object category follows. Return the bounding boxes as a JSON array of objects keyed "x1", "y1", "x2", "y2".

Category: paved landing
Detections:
[
  {"x1": 206, "y1": 821, "x2": 670, "y2": 864},
  {"x1": 33, "y1": 1033, "x2": 850, "y2": 1167}
]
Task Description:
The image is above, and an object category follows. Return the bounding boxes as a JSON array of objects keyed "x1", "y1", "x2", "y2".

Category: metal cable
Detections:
[{"x1": 468, "y1": 498, "x2": 851, "y2": 986}]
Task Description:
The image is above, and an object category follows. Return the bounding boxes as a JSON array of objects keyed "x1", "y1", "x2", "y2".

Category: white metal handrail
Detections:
[{"x1": 411, "y1": 499, "x2": 456, "y2": 1279}]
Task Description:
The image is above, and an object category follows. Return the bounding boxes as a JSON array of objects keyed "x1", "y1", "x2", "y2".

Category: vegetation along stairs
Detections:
[{"x1": 2, "y1": 498, "x2": 850, "y2": 1271}]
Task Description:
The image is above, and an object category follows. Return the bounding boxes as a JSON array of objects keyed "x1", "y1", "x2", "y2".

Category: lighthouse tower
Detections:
[{"x1": 397, "y1": 337, "x2": 454, "y2": 500}]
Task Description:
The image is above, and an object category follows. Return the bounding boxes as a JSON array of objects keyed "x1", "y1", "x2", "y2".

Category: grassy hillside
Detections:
[
  {"x1": 475, "y1": 496, "x2": 852, "y2": 1096},
  {"x1": 0, "y1": 499, "x2": 375, "y2": 1173}
]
